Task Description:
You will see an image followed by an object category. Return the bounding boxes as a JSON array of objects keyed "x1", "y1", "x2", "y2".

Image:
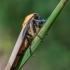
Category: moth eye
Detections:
[{"x1": 34, "y1": 14, "x2": 40, "y2": 19}]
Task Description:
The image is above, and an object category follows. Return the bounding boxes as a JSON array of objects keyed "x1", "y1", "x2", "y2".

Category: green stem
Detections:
[{"x1": 15, "y1": 0, "x2": 68, "y2": 70}]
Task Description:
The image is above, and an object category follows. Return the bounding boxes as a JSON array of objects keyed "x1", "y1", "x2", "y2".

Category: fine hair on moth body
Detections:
[{"x1": 5, "y1": 13, "x2": 46, "y2": 70}]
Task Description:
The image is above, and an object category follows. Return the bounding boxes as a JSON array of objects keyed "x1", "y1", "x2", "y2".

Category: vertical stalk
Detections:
[{"x1": 7, "y1": 0, "x2": 68, "y2": 70}]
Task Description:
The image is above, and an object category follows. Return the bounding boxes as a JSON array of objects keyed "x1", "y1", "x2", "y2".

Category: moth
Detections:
[{"x1": 4, "y1": 13, "x2": 46, "y2": 70}]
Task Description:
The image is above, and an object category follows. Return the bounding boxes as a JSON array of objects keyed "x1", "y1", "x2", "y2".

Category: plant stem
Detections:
[{"x1": 15, "y1": 0, "x2": 68, "y2": 70}]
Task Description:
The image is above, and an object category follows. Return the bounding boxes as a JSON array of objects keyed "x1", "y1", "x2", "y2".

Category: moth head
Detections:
[{"x1": 33, "y1": 13, "x2": 40, "y2": 20}]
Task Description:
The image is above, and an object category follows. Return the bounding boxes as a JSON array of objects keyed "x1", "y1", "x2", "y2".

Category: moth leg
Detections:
[
  {"x1": 34, "y1": 19, "x2": 46, "y2": 23},
  {"x1": 36, "y1": 34, "x2": 44, "y2": 42},
  {"x1": 29, "y1": 20, "x2": 36, "y2": 37},
  {"x1": 26, "y1": 36, "x2": 32, "y2": 56},
  {"x1": 34, "y1": 19, "x2": 47, "y2": 28},
  {"x1": 31, "y1": 20, "x2": 36, "y2": 33},
  {"x1": 36, "y1": 33, "x2": 48, "y2": 42},
  {"x1": 30, "y1": 21, "x2": 44, "y2": 41},
  {"x1": 26, "y1": 32, "x2": 32, "y2": 37}
]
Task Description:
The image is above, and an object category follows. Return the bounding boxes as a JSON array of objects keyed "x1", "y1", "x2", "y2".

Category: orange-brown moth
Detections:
[{"x1": 4, "y1": 13, "x2": 46, "y2": 70}]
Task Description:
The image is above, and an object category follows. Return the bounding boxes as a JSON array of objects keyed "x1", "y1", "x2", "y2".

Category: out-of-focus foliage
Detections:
[{"x1": 0, "y1": 0, "x2": 70, "y2": 70}]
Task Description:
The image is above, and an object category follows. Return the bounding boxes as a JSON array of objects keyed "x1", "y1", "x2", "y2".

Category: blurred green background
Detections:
[{"x1": 0, "y1": 0, "x2": 70, "y2": 70}]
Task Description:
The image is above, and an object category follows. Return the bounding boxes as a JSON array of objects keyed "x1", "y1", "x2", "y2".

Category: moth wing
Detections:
[
  {"x1": 4, "y1": 14, "x2": 35, "y2": 70},
  {"x1": 4, "y1": 21, "x2": 31, "y2": 70}
]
